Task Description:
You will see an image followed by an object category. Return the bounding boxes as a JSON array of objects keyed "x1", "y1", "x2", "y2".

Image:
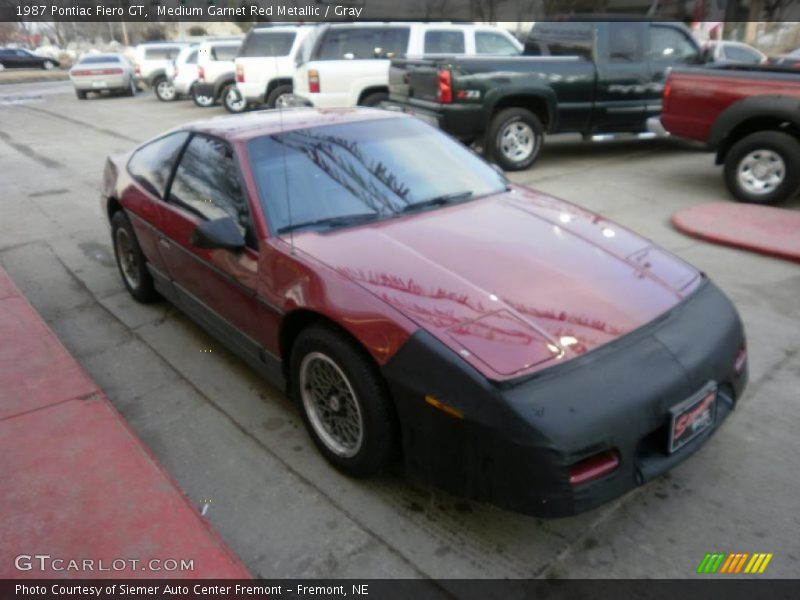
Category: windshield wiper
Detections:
[
  {"x1": 277, "y1": 212, "x2": 380, "y2": 234},
  {"x1": 401, "y1": 191, "x2": 474, "y2": 214}
]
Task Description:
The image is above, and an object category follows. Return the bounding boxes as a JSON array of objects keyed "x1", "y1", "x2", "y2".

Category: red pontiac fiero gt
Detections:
[{"x1": 102, "y1": 108, "x2": 748, "y2": 517}]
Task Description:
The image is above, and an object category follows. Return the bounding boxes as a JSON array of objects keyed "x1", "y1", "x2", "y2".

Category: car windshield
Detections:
[{"x1": 247, "y1": 117, "x2": 508, "y2": 234}]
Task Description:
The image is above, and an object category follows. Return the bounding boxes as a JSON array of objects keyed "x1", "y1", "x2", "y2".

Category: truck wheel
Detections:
[
  {"x1": 266, "y1": 84, "x2": 293, "y2": 108},
  {"x1": 724, "y1": 131, "x2": 800, "y2": 205},
  {"x1": 222, "y1": 84, "x2": 247, "y2": 113},
  {"x1": 193, "y1": 88, "x2": 215, "y2": 108},
  {"x1": 487, "y1": 108, "x2": 544, "y2": 171},
  {"x1": 359, "y1": 92, "x2": 388, "y2": 107},
  {"x1": 290, "y1": 325, "x2": 399, "y2": 478},
  {"x1": 154, "y1": 77, "x2": 176, "y2": 101}
]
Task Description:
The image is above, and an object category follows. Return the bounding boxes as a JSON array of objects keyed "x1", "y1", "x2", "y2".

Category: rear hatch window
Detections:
[{"x1": 239, "y1": 31, "x2": 296, "y2": 57}]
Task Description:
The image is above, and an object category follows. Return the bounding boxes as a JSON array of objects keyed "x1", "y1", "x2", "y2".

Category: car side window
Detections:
[
  {"x1": 186, "y1": 50, "x2": 198, "y2": 64},
  {"x1": 424, "y1": 30, "x2": 465, "y2": 54},
  {"x1": 211, "y1": 45, "x2": 239, "y2": 61},
  {"x1": 725, "y1": 45, "x2": 762, "y2": 63},
  {"x1": 317, "y1": 27, "x2": 409, "y2": 59},
  {"x1": 127, "y1": 132, "x2": 190, "y2": 199},
  {"x1": 476, "y1": 32, "x2": 520, "y2": 55},
  {"x1": 169, "y1": 135, "x2": 255, "y2": 246},
  {"x1": 649, "y1": 26, "x2": 699, "y2": 64},
  {"x1": 607, "y1": 22, "x2": 645, "y2": 63}
]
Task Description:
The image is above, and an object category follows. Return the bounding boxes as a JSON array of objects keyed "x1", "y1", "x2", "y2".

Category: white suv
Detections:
[
  {"x1": 235, "y1": 24, "x2": 317, "y2": 109},
  {"x1": 293, "y1": 22, "x2": 522, "y2": 108},
  {"x1": 133, "y1": 42, "x2": 186, "y2": 92},
  {"x1": 192, "y1": 37, "x2": 243, "y2": 111}
]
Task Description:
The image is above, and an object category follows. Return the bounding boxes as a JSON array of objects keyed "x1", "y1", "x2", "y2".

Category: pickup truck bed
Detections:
[{"x1": 661, "y1": 64, "x2": 800, "y2": 204}]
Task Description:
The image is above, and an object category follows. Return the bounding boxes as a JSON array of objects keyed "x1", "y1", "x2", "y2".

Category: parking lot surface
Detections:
[{"x1": 1, "y1": 80, "x2": 798, "y2": 579}]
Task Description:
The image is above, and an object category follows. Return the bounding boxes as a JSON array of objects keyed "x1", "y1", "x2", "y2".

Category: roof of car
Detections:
[{"x1": 181, "y1": 108, "x2": 407, "y2": 142}]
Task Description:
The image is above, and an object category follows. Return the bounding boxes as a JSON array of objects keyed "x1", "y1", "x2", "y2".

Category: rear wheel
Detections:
[
  {"x1": 222, "y1": 83, "x2": 247, "y2": 113},
  {"x1": 154, "y1": 77, "x2": 176, "y2": 101},
  {"x1": 266, "y1": 83, "x2": 293, "y2": 108},
  {"x1": 75, "y1": 89, "x2": 87, "y2": 100},
  {"x1": 487, "y1": 108, "x2": 544, "y2": 171},
  {"x1": 111, "y1": 211, "x2": 159, "y2": 303},
  {"x1": 291, "y1": 325, "x2": 398, "y2": 478},
  {"x1": 724, "y1": 131, "x2": 800, "y2": 205},
  {"x1": 359, "y1": 91, "x2": 388, "y2": 107},
  {"x1": 125, "y1": 78, "x2": 137, "y2": 97},
  {"x1": 193, "y1": 87, "x2": 215, "y2": 107}
]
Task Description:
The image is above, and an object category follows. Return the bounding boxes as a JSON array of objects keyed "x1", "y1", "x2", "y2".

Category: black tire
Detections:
[
  {"x1": 75, "y1": 89, "x2": 87, "y2": 100},
  {"x1": 359, "y1": 92, "x2": 388, "y2": 107},
  {"x1": 222, "y1": 83, "x2": 247, "y2": 113},
  {"x1": 487, "y1": 108, "x2": 545, "y2": 171},
  {"x1": 723, "y1": 131, "x2": 800, "y2": 205},
  {"x1": 266, "y1": 83, "x2": 293, "y2": 108},
  {"x1": 110, "y1": 211, "x2": 159, "y2": 304},
  {"x1": 153, "y1": 77, "x2": 176, "y2": 102},
  {"x1": 193, "y1": 87, "x2": 216, "y2": 108},
  {"x1": 290, "y1": 325, "x2": 399, "y2": 478},
  {"x1": 124, "y1": 78, "x2": 136, "y2": 97}
]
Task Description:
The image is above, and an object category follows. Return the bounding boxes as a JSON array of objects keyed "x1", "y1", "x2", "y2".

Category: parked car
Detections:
[
  {"x1": 773, "y1": 48, "x2": 800, "y2": 69},
  {"x1": 703, "y1": 40, "x2": 768, "y2": 65},
  {"x1": 132, "y1": 41, "x2": 186, "y2": 92},
  {"x1": 160, "y1": 45, "x2": 200, "y2": 102},
  {"x1": 387, "y1": 18, "x2": 703, "y2": 170},
  {"x1": 235, "y1": 24, "x2": 318, "y2": 109},
  {"x1": 292, "y1": 22, "x2": 523, "y2": 109},
  {"x1": 0, "y1": 47, "x2": 59, "y2": 71},
  {"x1": 190, "y1": 38, "x2": 244, "y2": 112},
  {"x1": 101, "y1": 108, "x2": 747, "y2": 518},
  {"x1": 70, "y1": 53, "x2": 136, "y2": 100},
  {"x1": 660, "y1": 64, "x2": 800, "y2": 204}
]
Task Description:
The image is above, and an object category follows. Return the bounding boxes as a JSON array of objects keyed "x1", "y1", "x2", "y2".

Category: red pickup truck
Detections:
[{"x1": 660, "y1": 65, "x2": 800, "y2": 204}]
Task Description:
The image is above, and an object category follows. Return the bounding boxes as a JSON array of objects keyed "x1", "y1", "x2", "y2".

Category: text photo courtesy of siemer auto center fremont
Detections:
[{"x1": 1, "y1": 0, "x2": 800, "y2": 595}]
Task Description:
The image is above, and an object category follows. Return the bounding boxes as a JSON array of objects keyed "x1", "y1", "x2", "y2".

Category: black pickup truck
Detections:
[{"x1": 388, "y1": 19, "x2": 703, "y2": 170}]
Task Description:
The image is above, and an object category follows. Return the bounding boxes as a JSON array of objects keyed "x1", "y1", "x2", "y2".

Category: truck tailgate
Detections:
[{"x1": 389, "y1": 57, "x2": 447, "y2": 104}]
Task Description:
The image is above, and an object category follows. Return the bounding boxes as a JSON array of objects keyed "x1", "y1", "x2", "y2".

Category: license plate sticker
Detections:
[{"x1": 669, "y1": 383, "x2": 717, "y2": 453}]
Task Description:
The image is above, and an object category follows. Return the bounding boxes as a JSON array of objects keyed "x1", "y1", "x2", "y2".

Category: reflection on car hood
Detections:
[{"x1": 294, "y1": 186, "x2": 701, "y2": 380}]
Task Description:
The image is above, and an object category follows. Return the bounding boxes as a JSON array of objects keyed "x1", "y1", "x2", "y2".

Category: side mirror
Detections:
[{"x1": 190, "y1": 217, "x2": 245, "y2": 252}]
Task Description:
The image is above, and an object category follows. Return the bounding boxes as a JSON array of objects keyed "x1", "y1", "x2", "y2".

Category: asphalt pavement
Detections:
[{"x1": 1, "y1": 79, "x2": 798, "y2": 580}]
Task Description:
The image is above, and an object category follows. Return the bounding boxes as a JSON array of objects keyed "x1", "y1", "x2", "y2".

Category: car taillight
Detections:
[
  {"x1": 134, "y1": 63, "x2": 140, "y2": 76},
  {"x1": 568, "y1": 450, "x2": 620, "y2": 486},
  {"x1": 236, "y1": 64, "x2": 244, "y2": 83},
  {"x1": 72, "y1": 68, "x2": 123, "y2": 76},
  {"x1": 198, "y1": 65, "x2": 205, "y2": 82},
  {"x1": 308, "y1": 69, "x2": 320, "y2": 93},
  {"x1": 437, "y1": 68, "x2": 452, "y2": 104}
]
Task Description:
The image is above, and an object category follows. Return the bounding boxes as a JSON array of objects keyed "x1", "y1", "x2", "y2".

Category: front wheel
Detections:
[
  {"x1": 222, "y1": 84, "x2": 247, "y2": 113},
  {"x1": 487, "y1": 108, "x2": 544, "y2": 172},
  {"x1": 111, "y1": 211, "x2": 159, "y2": 303},
  {"x1": 724, "y1": 131, "x2": 800, "y2": 205},
  {"x1": 154, "y1": 78, "x2": 176, "y2": 101},
  {"x1": 291, "y1": 325, "x2": 398, "y2": 478}
]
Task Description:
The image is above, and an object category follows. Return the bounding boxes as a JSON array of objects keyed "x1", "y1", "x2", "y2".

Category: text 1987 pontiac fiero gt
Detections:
[{"x1": 102, "y1": 108, "x2": 748, "y2": 517}]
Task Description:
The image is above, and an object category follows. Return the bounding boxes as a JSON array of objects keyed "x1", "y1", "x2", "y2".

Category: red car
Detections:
[{"x1": 102, "y1": 109, "x2": 747, "y2": 517}]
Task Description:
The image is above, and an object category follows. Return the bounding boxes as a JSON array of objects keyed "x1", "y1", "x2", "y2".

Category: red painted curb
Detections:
[
  {"x1": 672, "y1": 202, "x2": 800, "y2": 264},
  {"x1": 0, "y1": 266, "x2": 250, "y2": 579}
]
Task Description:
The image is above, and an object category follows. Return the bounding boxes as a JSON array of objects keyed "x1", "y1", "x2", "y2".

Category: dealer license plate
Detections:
[
  {"x1": 669, "y1": 383, "x2": 717, "y2": 453},
  {"x1": 92, "y1": 81, "x2": 107, "y2": 89}
]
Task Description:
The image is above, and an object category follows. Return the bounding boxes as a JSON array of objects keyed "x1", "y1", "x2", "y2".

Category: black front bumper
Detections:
[{"x1": 381, "y1": 279, "x2": 747, "y2": 518}]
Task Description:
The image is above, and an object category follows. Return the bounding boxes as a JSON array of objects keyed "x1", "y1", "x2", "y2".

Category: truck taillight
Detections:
[
  {"x1": 437, "y1": 69, "x2": 452, "y2": 104},
  {"x1": 236, "y1": 64, "x2": 244, "y2": 83},
  {"x1": 308, "y1": 69, "x2": 320, "y2": 93},
  {"x1": 134, "y1": 63, "x2": 141, "y2": 76},
  {"x1": 198, "y1": 65, "x2": 205, "y2": 82}
]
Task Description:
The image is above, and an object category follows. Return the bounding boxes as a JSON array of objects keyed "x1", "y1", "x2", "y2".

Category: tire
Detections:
[
  {"x1": 266, "y1": 83, "x2": 293, "y2": 108},
  {"x1": 110, "y1": 211, "x2": 159, "y2": 303},
  {"x1": 487, "y1": 108, "x2": 545, "y2": 171},
  {"x1": 723, "y1": 131, "x2": 800, "y2": 205},
  {"x1": 193, "y1": 87, "x2": 215, "y2": 107},
  {"x1": 75, "y1": 89, "x2": 87, "y2": 100},
  {"x1": 222, "y1": 83, "x2": 247, "y2": 113},
  {"x1": 125, "y1": 77, "x2": 136, "y2": 97},
  {"x1": 290, "y1": 325, "x2": 399, "y2": 478},
  {"x1": 359, "y1": 92, "x2": 388, "y2": 107},
  {"x1": 154, "y1": 77, "x2": 176, "y2": 101},
  {"x1": 42, "y1": 60, "x2": 55, "y2": 70}
]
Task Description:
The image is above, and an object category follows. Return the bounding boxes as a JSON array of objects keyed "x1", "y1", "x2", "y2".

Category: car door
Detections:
[
  {"x1": 593, "y1": 21, "x2": 649, "y2": 133},
  {"x1": 157, "y1": 133, "x2": 268, "y2": 358},
  {"x1": 646, "y1": 24, "x2": 701, "y2": 120}
]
